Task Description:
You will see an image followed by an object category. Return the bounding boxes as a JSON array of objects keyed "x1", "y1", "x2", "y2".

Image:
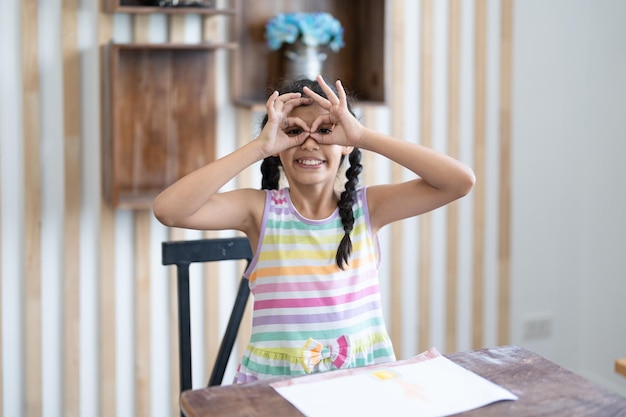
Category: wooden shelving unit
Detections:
[
  {"x1": 101, "y1": 42, "x2": 236, "y2": 208},
  {"x1": 100, "y1": 0, "x2": 387, "y2": 207},
  {"x1": 101, "y1": 2, "x2": 237, "y2": 208},
  {"x1": 231, "y1": 0, "x2": 387, "y2": 106}
]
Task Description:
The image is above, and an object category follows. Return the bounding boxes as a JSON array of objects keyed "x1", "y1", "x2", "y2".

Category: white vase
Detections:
[{"x1": 283, "y1": 41, "x2": 328, "y2": 81}]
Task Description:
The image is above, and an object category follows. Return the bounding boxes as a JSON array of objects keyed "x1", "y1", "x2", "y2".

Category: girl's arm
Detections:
[
  {"x1": 153, "y1": 140, "x2": 266, "y2": 234},
  {"x1": 153, "y1": 92, "x2": 313, "y2": 237},
  {"x1": 304, "y1": 76, "x2": 475, "y2": 235},
  {"x1": 357, "y1": 130, "x2": 475, "y2": 235}
]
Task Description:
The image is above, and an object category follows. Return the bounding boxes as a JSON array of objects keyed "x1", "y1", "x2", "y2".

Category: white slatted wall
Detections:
[{"x1": 0, "y1": 0, "x2": 512, "y2": 416}]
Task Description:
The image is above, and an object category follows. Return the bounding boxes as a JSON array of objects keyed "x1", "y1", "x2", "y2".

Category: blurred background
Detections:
[{"x1": 1, "y1": 0, "x2": 625, "y2": 416}]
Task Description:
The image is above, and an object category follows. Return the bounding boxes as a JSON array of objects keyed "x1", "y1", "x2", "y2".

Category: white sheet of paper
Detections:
[{"x1": 271, "y1": 348, "x2": 518, "y2": 417}]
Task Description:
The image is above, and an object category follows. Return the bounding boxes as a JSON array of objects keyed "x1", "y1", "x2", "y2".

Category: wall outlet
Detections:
[{"x1": 523, "y1": 316, "x2": 553, "y2": 340}]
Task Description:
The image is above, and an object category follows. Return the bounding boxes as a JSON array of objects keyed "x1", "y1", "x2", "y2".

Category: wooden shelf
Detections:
[
  {"x1": 231, "y1": 0, "x2": 387, "y2": 106},
  {"x1": 104, "y1": 0, "x2": 236, "y2": 14},
  {"x1": 101, "y1": 42, "x2": 235, "y2": 208}
]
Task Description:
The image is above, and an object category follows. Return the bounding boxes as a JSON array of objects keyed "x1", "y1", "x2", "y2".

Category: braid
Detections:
[
  {"x1": 336, "y1": 148, "x2": 363, "y2": 269},
  {"x1": 261, "y1": 156, "x2": 281, "y2": 190}
]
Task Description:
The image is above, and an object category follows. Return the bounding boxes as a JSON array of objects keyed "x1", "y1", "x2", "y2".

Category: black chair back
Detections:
[{"x1": 162, "y1": 237, "x2": 253, "y2": 393}]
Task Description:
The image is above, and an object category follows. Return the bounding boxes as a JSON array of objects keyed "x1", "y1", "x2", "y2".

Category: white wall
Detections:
[{"x1": 511, "y1": 0, "x2": 626, "y2": 394}]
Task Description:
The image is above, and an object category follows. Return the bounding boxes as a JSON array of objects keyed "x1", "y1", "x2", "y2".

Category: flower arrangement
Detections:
[{"x1": 265, "y1": 12, "x2": 345, "y2": 52}]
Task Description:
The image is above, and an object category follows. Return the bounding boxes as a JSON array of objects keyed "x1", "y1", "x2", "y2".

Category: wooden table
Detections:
[{"x1": 181, "y1": 345, "x2": 626, "y2": 417}]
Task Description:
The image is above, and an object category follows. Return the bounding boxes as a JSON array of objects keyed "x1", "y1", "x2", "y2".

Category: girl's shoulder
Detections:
[{"x1": 223, "y1": 188, "x2": 268, "y2": 217}]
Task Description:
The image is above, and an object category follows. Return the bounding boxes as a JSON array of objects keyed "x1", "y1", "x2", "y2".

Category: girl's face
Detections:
[{"x1": 278, "y1": 102, "x2": 352, "y2": 188}]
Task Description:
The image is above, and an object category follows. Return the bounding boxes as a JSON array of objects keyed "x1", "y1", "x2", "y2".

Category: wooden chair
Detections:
[{"x1": 161, "y1": 236, "x2": 253, "y2": 394}]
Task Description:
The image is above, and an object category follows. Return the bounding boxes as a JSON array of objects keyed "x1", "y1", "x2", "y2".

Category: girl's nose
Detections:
[{"x1": 300, "y1": 135, "x2": 319, "y2": 150}]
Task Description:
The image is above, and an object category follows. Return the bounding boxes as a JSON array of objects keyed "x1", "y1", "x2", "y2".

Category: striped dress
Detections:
[{"x1": 233, "y1": 187, "x2": 395, "y2": 383}]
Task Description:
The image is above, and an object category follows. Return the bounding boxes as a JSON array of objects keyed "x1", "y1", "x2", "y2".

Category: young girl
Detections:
[{"x1": 153, "y1": 75, "x2": 475, "y2": 383}]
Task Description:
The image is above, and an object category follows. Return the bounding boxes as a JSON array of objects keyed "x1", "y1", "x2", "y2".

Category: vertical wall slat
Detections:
[
  {"x1": 418, "y1": 0, "x2": 434, "y2": 353},
  {"x1": 472, "y1": 0, "x2": 488, "y2": 350},
  {"x1": 99, "y1": 4, "x2": 116, "y2": 417},
  {"x1": 134, "y1": 210, "x2": 152, "y2": 417},
  {"x1": 98, "y1": 3, "x2": 116, "y2": 415},
  {"x1": 360, "y1": 106, "x2": 379, "y2": 188},
  {"x1": 99, "y1": 201, "x2": 117, "y2": 417},
  {"x1": 497, "y1": 0, "x2": 513, "y2": 346},
  {"x1": 62, "y1": 1, "x2": 81, "y2": 415},
  {"x1": 167, "y1": 13, "x2": 187, "y2": 414},
  {"x1": 201, "y1": 233, "x2": 221, "y2": 384},
  {"x1": 233, "y1": 107, "x2": 255, "y2": 366},
  {"x1": 133, "y1": 15, "x2": 151, "y2": 43},
  {"x1": 22, "y1": 1, "x2": 42, "y2": 415},
  {"x1": 167, "y1": 226, "x2": 184, "y2": 416},
  {"x1": 445, "y1": 0, "x2": 462, "y2": 354},
  {"x1": 169, "y1": 15, "x2": 186, "y2": 42},
  {"x1": 131, "y1": 14, "x2": 153, "y2": 417},
  {"x1": 201, "y1": 17, "x2": 221, "y2": 387},
  {"x1": 388, "y1": 0, "x2": 406, "y2": 357}
]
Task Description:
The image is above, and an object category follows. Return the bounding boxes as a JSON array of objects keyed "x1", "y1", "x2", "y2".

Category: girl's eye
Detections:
[
  {"x1": 284, "y1": 127, "x2": 303, "y2": 137},
  {"x1": 317, "y1": 126, "x2": 333, "y2": 135}
]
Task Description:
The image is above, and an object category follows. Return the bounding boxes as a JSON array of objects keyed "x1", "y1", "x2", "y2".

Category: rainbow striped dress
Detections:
[{"x1": 233, "y1": 187, "x2": 395, "y2": 383}]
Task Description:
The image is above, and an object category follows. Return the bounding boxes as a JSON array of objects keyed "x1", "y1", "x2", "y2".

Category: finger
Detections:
[
  {"x1": 316, "y1": 75, "x2": 340, "y2": 104},
  {"x1": 281, "y1": 116, "x2": 310, "y2": 132},
  {"x1": 335, "y1": 79, "x2": 347, "y2": 105},
  {"x1": 266, "y1": 90, "x2": 280, "y2": 114},
  {"x1": 308, "y1": 131, "x2": 334, "y2": 145},
  {"x1": 309, "y1": 113, "x2": 334, "y2": 134},
  {"x1": 281, "y1": 129, "x2": 309, "y2": 149},
  {"x1": 282, "y1": 96, "x2": 313, "y2": 114},
  {"x1": 302, "y1": 86, "x2": 330, "y2": 108},
  {"x1": 273, "y1": 92, "x2": 301, "y2": 110},
  {"x1": 277, "y1": 92, "x2": 302, "y2": 102}
]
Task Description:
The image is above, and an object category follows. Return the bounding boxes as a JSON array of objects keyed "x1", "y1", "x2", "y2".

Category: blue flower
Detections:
[{"x1": 265, "y1": 12, "x2": 345, "y2": 52}]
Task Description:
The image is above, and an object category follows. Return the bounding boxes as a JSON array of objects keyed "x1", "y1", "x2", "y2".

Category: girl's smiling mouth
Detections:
[{"x1": 296, "y1": 158, "x2": 325, "y2": 166}]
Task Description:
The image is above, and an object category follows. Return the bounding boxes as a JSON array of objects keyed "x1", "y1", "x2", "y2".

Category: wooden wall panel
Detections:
[
  {"x1": 233, "y1": 107, "x2": 255, "y2": 365},
  {"x1": 497, "y1": 0, "x2": 513, "y2": 346},
  {"x1": 388, "y1": 0, "x2": 406, "y2": 358},
  {"x1": 472, "y1": 0, "x2": 488, "y2": 350},
  {"x1": 62, "y1": 1, "x2": 81, "y2": 416},
  {"x1": 418, "y1": 0, "x2": 433, "y2": 353},
  {"x1": 167, "y1": 14, "x2": 188, "y2": 416},
  {"x1": 445, "y1": 0, "x2": 462, "y2": 353},
  {"x1": 98, "y1": 202, "x2": 116, "y2": 417},
  {"x1": 134, "y1": 210, "x2": 152, "y2": 417},
  {"x1": 131, "y1": 14, "x2": 153, "y2": 417},
  {"x1": 98, "y1": 3, "x2": 116, "y2": 416},
  {"x1": 22, "y1": 1, "x2": 42, "y2": 416},
  {"x1": 167, "y1": 227, "x2": 183, "y2": 416}
]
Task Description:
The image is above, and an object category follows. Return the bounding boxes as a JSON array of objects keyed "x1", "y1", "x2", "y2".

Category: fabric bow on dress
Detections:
[{"x1": 301, "y1": 335, "x2": 351, "y2": 374}]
